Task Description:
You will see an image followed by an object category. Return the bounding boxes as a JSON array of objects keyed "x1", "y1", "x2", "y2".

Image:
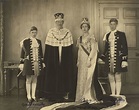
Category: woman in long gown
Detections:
[{"x1": 76, "y1": 18, "x2": 98, "y2": 103}]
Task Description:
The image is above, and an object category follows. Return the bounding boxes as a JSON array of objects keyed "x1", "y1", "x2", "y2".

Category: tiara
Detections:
[{"x1": 81, "y1": 18, "x2": 90, "y2": 25}]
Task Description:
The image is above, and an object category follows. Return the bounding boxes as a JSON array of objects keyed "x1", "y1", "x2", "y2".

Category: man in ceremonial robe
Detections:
[{"x1": 43, "y1": 13, "x2": 74, "y2": 100}]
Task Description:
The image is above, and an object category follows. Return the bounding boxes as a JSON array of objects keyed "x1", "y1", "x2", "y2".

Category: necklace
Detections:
[
  {"x1": 52, "y1": 32, "x2": 69, "y2": 44},
  {"x1": 82, "y1": 35, "x2": 90, "y2": 44}
]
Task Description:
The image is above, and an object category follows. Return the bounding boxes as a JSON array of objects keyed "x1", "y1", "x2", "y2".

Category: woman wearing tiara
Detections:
[{"x1": 75, "y1": 18, "x2": 99, "y2": 103}]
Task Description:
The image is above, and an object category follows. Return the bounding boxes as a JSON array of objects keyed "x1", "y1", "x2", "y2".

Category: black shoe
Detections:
[
  {"x1": 32, "y1": 98, "x2": 38, "y2": 102},
  {"x1": 27, "y1": 99, "x2": 32, "y2": 106}
]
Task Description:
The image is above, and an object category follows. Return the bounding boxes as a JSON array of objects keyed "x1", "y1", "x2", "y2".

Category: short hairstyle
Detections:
[
  {"x1": 30, "y1": 26, "x2": 38, "y2": 32},
  {"x1": 109, "y1": 18, "x2": 118, "y2": 24},
  {"x1": 80, "y1": 23, "x2": 90, "y2": 30}
]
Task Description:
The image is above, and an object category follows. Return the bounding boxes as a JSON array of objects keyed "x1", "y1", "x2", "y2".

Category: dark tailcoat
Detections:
[
  {"x1": 102, "y1": 31, "x2": 128, "y2": 73},
  {"x1": 20, "y1": 38, "x2": 44, "y2": 76}
]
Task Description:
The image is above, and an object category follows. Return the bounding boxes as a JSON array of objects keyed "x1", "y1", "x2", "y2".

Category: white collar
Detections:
[
  {"x1": 111, "y1": 30, "x2": 117, "y2": 33},
  {"x1": 30, "y1": 37, "x2": 37, "y2": 40},
  {"x1": 30, "y1": 37, "x2": 39, "y2": 48}
]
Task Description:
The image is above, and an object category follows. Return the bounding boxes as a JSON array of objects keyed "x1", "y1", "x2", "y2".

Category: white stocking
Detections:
[
  {"x1": 108, "y1": 74, "x2": 116, "y2": 95},
  {"x1": 26, "y1": 76, "x2": 32, "y2": 100},
  {"x1": 32, "y1": 75, "x2": 37, "y2": 99},
  {"x1": 115, "y1": 73, "x2": 121, "y2": 96}
]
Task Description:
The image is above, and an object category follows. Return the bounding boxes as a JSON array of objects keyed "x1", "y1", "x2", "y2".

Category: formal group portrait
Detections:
[{"x1": 0, "y1": 0, "x2": 139, "y2": 110}]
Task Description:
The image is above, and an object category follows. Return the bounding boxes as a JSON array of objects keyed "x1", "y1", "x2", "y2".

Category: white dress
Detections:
[{"x1": 76, "y1": 35, "x2": 98, "y2": 102}]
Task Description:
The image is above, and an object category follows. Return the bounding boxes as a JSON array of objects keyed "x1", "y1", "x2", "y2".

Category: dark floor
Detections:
[{"x1": 0, "y1": 95, "x2": 139, "y2": 110}]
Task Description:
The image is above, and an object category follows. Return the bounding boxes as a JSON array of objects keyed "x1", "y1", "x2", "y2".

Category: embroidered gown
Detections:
[
  {"x1": 76, "y1": 35, "x2": 98, "y2": 102},
  {"x1": 43, "y1": 28, "x2": 73, "y2": 98}
]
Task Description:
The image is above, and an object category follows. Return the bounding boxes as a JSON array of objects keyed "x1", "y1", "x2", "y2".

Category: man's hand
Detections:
[
  {"x1": 42, "y1": 63, "x2": 45, "y2": 68},
  {"x1": 98, "y1": 58, "x2": 105, "y2": 64},
  {"x1": 18, "y1": 64, "x2": 24, "y2": 70},
  {"x1": 121, "y1": 61, "x2": 128, "y2": 68}
]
